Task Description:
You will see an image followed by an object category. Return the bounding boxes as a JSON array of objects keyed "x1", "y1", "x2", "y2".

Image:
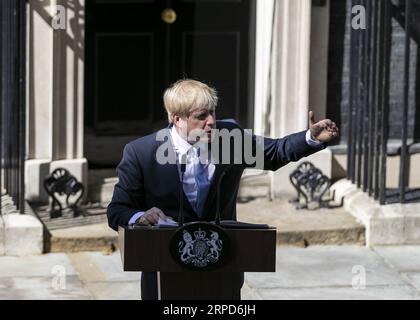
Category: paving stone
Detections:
[
  {"x1": 68, "y1": 251, "x2": 140, "y2": 283},
  {"x1": 2, "y1": 246, "x2": 420, "y2": 300},
  {"x1": 245, "y1": 246, "x2": 405, "y2": 289},
  {"x1": 402, "y1": 272, "x2": 420, "y2": 291},
  {"x1": 241, "y1": 282, "x2": 262, "y2": 300},
  {"x1": 0, "y1": 216, "x2": 4, "y2": 255},
  {"x1": 85, "y1": 281, "x2": 140, "y2": 300},
  {"x1": 85, "y1": 251, "x2": 141, "y2": 282},
  {"x1": 256, "y1": 285, "x2": 420, "y2": 300},
  {"x1": 0, "y1": 253, "x2": 78, "y2": 278},
  {"x1": 373, "y1": 246, "x2": 420, "y2": 272},
  {"x1": 0, "y1": 276, "x2": 92, "y2": 300}
]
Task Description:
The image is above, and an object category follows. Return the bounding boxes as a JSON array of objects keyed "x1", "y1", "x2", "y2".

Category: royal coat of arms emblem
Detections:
[{"x1": 170, "y1": 222, "x2": 232, "y2": 270}]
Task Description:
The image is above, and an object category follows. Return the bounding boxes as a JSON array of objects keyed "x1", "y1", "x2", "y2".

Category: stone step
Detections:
[
  {"x1": 48, "y1": 223, "x2": 364, "y2": 253},
  {"x1": 48, "y1": 223, "x2": 118, "y2": 253},
  {"x1": 46, "y1": 198, "x2": 365, "y2": 253},
  {"x1": 237, "y1": 198, "x2": 365, "y2": 247},
  {"x1": 276, "y1": 227, "x2": 365, "y2": 247}
]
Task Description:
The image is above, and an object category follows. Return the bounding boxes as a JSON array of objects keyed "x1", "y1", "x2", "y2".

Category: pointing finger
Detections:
[{"x1": 309, "y1": 111, "x2": 316, "y2": 127}]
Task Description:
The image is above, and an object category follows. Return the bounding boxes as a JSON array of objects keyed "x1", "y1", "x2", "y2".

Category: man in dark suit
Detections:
[{"x1": 107, "y1": 79, "x2": 339, "y2": 300}]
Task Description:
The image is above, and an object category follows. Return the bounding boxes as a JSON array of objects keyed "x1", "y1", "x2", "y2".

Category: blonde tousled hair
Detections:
[{"x1": 163, "y1": 79, "x2": 218, "y2": 123}]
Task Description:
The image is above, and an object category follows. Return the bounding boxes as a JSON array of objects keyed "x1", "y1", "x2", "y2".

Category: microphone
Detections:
[
  {"x1": 215, "y1": 169, "x2": 227, "y2": 226},
  {"x1": 178, "y1": 154, "x2": 187, "y2": 226}
]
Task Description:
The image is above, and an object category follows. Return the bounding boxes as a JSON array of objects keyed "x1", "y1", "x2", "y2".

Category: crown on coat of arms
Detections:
[{"x1": 194, "y1": 228, "x2": 206, "y2": 240}]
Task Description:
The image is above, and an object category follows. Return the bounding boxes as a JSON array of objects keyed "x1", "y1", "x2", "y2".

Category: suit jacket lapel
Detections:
[{"x1": 200, "y1": 163, "x2": 231, "y2": 220}]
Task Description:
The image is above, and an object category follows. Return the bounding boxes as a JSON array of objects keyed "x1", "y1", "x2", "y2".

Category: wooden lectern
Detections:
[{"x1": 119, "y1": 223, "x2": 276, "y2": 300}]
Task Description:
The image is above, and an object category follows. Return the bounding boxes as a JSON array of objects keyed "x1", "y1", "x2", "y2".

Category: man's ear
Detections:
[{"x1": 172, "y1": 114, "x2": 181, "y2": 127}]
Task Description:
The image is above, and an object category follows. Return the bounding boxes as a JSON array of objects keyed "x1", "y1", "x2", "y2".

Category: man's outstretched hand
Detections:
[{"x1": 309, "y1": 111, "x2": 339, "y2": 143}]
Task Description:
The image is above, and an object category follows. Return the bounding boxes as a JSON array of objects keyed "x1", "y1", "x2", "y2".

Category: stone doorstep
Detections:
[
  {"x1": 49, "y1": 236, "x2": 118, "y2": 254},
  {"x1": 331, "y1": 179, "x2": 420, "y2": 246},
  {"x1": 277, "y1": 227, "x2": 366, "y2": 247},
  {"x1": 46, "y1": 222, "x2": 365, "y2": 254},
  {"x1": 48, "y1": 223, "x2": 118, "y2": 253},
  {"x1": 48, "y1": 227, "x2": 365, "y2": 253}
]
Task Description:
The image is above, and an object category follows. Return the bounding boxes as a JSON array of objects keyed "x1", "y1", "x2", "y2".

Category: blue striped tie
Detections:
[{"x1": 191, "y1": 147, "x2": 211, "y2": 218}]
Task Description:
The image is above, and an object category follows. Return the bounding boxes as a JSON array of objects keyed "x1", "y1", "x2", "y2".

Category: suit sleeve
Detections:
[
  {"x1": 107, "y1": 143, "x2": 147, "y2": 231},
  {"x1": 246, "y1": 130, "x2": 326, "y2": 171}
]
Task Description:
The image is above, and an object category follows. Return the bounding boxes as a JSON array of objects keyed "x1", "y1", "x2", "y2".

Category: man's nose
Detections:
[{"x1": 206, "y1": 114, "x2": 215, "y2": 127}]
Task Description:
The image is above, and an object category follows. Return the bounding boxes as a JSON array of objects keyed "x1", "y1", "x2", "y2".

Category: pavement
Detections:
[
  {"x1": 1, "y1": 245, "x2": 419, "y2": 300},
  {"x1": 47, "y1": 197, "x2": 365, "y2": 252},
  {"x1": 3, "y1": 195, "x2": 403, "y2": 300}
]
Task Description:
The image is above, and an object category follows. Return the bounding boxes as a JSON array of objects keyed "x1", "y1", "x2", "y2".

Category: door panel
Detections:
[
  {"x1": 181, "y1": 32, "x2": 240, "y2": 121},
  {"x1": 86, "y1": 0, "x2": 166, "y2": 136},
  {"x1": 95, "y1": 33, "x2": 153, "y2": 123}
]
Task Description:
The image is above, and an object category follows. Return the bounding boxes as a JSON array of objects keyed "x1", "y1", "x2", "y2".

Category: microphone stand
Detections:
[
  {"x1": 178, "y1": 154, "x2": 187, "y2": 226},
  {"x1": 215, "y1": 170, "x2": 227, "y2": 226}
]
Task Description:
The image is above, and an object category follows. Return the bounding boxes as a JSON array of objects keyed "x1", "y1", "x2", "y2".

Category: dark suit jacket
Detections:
[
  {"x1": 107, "y1": 119, "x2": 324, "y2": 299},
  {"x1": 107, "y1": 119, "x2": 324, "y2": 231}
]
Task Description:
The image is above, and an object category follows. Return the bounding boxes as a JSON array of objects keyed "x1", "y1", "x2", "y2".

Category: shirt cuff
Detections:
[
  {"x1": 128, "y1": 211, "x2": 145, "y2": 226},
  {"x1": 305, "y1": 130, "x2": 323, "y2": 148}
]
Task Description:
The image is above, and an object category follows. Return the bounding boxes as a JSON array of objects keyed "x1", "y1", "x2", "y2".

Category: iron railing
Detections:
[
  {"x1": 0, "y1": 0, "x2": 26, "y2": 214},
  {"x1": 347, "y1": 0, "x2": 419, "y2": 204}
]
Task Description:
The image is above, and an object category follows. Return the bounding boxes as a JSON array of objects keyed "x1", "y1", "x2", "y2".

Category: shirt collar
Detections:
[{"x1": 171, "y1": 126, "x2": 193, "y2": 155}]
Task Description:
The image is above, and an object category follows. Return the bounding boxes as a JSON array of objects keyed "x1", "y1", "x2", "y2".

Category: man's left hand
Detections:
[{"x1": 309, "y1": 111, "x2": 339, "y2": 143}]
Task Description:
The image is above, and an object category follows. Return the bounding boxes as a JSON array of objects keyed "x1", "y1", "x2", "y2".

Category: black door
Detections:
[{"x1": 85, "y1": 0, "x2": 255, "y2": 167}]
